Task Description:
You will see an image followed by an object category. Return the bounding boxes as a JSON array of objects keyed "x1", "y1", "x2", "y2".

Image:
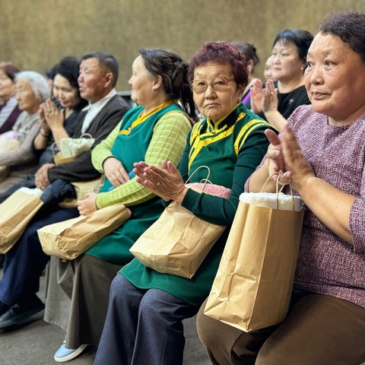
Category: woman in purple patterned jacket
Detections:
[{"x1": 197, "y1": 11, "x2": 365, "y2": 365}]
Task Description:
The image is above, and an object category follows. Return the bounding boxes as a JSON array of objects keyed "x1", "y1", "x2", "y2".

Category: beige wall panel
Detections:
[{"x1": 1, "y1": 0, "x2": 365, "y2": 90}]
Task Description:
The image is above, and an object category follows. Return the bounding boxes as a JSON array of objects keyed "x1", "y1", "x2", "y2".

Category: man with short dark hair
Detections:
[{"x1": 0, "y1": 52, "x2": 130, "y2": 329}]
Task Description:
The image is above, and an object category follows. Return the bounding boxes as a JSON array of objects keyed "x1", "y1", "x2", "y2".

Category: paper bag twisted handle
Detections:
[
  {"x1": 261, "y1": 173, "x2": 295, "y2": 211},
  {"x1": 185, "y1": 165, "x2": 211, "y2": 192}
]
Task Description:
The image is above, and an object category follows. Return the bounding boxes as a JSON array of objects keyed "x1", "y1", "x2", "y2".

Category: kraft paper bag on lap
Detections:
[
  {"x1": 204, "y1": 184, "x2": 303, "y2": 332},
  {"x1": 38, "y1": 204, "x2": 131, "y2": 260},
  {"x1": 130, "y1": 181, "x2": 231, "y2": 279},
  {"x1": 0, "y1": 189, "x2": 43, "y2": 253},
  {"x1": 0, "y1": 138, "x2": 21, "y2": 182}
]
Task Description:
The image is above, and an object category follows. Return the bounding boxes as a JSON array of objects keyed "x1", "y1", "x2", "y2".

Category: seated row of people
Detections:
[{"x1": 1, "y1": 11, "x2": 365, "y2": 364}]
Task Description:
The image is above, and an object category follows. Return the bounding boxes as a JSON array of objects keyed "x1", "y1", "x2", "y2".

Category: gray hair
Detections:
[{"x1": 15, "y1": 71, "x2": 50, "y2": 102}]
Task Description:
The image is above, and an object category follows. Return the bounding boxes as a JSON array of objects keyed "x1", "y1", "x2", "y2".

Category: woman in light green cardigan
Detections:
[{"x1": 52, "y1": 48, "x2": 197, "y2": 363}]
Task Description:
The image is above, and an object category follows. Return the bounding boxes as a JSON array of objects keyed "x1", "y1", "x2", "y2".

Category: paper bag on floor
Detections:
[
  {"x1": 204, "y1": 190, "x2": 303, "y2": 332},
  {"x1": 0, "y1": 189, "x2": 44, "y2": 253},
  {"x1": 38, "y1": 203, "x2": 131, "y2": 260}
]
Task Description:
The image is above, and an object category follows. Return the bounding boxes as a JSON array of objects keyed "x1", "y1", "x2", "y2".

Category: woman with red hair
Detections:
[{"x1": 94, "y1": 41, "x2": 275, "y2": 365}]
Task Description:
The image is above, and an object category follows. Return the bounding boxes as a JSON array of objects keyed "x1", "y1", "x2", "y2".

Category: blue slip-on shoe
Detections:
[{"x1": 54, "y1": 341, "x2": 88, "y2": 363}]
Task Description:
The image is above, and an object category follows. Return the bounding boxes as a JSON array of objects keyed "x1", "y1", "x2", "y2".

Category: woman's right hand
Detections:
[
  {"x1": 264, "y1": 129, "x2": 292, "y2": 184},
  {"x1": 38, "y1": 103, "x2": 51, "y2": 134},
  {"x1": 44, "y1": 98, "x2": 64, "y2": 130},
  {"x1": 103, "y1": 157, "x2": 130, "y2": 187}
]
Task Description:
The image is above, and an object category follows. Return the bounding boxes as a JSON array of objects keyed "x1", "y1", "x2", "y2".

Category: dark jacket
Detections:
[{"x1": 48, "y1": 95, "x2": 130, "y2": 182}]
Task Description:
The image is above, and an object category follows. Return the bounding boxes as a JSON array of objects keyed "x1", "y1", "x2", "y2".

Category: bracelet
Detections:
[{"x1": 40, "y1": 130, "x2": 50, "y2": 138}]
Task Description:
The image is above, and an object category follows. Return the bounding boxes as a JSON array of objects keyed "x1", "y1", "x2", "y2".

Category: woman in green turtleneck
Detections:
[{"x1": 95, "y1": 41, "x2": 276, "y2": 365}]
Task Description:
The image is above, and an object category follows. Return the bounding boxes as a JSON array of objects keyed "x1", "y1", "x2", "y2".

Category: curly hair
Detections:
[
  {"x1": 319, "y1": 11, "x2": 365, "y2": 64},
  {"x1": 188, "y1": 41, "x2": 248, "y2": 88}
]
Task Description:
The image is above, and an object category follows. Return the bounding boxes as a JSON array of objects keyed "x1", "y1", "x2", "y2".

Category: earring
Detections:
[{"x1": 247, "y1": 65, "x2": 252, "y2": 72}]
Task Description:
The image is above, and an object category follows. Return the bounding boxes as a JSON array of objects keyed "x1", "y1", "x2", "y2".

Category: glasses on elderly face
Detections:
[{"x1": 190, "y1": 77, "x2": 235, "y2": 94}]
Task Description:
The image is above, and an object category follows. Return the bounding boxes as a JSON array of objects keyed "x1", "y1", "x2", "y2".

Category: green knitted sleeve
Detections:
[
  {"x1": 91, "y1": 121, "x2": 122, "y2": 173},
  {"x1": 96, "y1": 112, "x2": 191, "y2": 208}
]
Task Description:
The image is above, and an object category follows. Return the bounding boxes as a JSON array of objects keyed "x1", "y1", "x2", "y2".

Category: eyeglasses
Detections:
[{"x1": 190, "y1": 78, "x2": 235, "y2": 94}]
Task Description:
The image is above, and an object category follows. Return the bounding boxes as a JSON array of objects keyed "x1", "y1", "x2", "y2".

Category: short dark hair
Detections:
[
  {"x1": 188, "y1": 41, "x2": 248, "y2": 88},
  {"x1": 53, "y1": 56, "x2": 80, "y2": 89},
  {"x1": 81, "y1": 52, "x2": 119, "y2": 87},
  {"x1": 53, "y1": 56, "x2": 87, "y2": 107},
  {"x1": 319, "y1": 11, "x2": 365, "y2": 64},
  {"x1": 139, "y1": 48, "x2": 197, "y2": 120},
  {"x1": 273, "y1": 29, "x2": 314, "y2": 63},
  {"x1": 0, "y1": 62, "x2": 20, "y2": 82},
  {"x1": 232, "y1": 42, "x2": 260, "y2": 66}
]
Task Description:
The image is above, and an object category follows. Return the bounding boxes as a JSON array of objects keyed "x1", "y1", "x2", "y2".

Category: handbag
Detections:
[
  {"x1": 0, "y1": 189, "x2": 44, "y2": 253},
  {"x1": 52, "y1": 134, "x2": 94, "y2": 165},
  {"x1": 204, "y1": 176, "x2": 304, "y2": 332},
  {"x1": 130, "y1": 166, "x2": 231, "y2": 279},
  {"x1": 38, "y1": 203, "x2": 131, "y2": 260}
]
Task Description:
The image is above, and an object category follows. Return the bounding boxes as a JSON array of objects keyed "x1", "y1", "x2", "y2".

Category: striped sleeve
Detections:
[{"x1": 96, "y1": 112, "x2": 191, "y2": 208}]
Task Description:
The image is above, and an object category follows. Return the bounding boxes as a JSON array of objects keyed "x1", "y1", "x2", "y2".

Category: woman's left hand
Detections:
[
  {"x1": 44, "y1": 98, "x2": 64, "y2": 130},
  {"x1": 280, "y1": 124, "x2": 315, "y2": 190},
  {"x1": 262, "y1": 79, "x2": 278, "y2": 114},
  {"x1": 134, "y1": 160, "x2": 187, "y2": 202},
  {"x1": 77, "y1": 193, "x2": 98, "y2": 215}
]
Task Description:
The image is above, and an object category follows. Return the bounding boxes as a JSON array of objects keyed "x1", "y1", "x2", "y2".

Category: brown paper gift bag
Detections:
[
  {"x1": 0, "y1": 190, "x2": 44, "y2": 253},
  {"x1": 130, "y1": 201, "x2": 226, "y2": 278},
  {"x1": 0, "y1": 138, "x2": 21, "y2": 182},
  {"x1": 130, "y1": 166, "x2": 230, "y2": 278},
  {"x1": 204, "y1": 185, "x2": 303, "y2": 332},
  {"x1": 38, "y1": 203, "x2": 131, "y2": 260}
]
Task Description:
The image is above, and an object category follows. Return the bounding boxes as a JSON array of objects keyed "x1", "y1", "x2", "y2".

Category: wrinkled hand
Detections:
[
  {"x1": 35, "y1": 163, "x2": 54, "y2": 190},
  {"x1": 250, "y1": 78, "x2": 263, "y2": 114},
  {"x1": 280, "y1": 125, "x2": 314, "y2": 191},
  {"x1": 103, "y1": 157, "x2": 130, "y2": 187},
  {"x1": 44, "y1": 98, "x2": 64, "y2": 130},
  {"x1": 77, "y1": 193, "x2": 98, "y2": 215},
  {"x1": 264, "y1": 129, "x2": 290, "y2": 184},
  {"x1": 134, "y1": 160, "x2": 187, "y2": 202},
  {"x1": 262, "y1": 79, "x2": 278, "y2": 114},
  {"x1": 38, "y1": 104, "x2": 51, "y2": 134}
]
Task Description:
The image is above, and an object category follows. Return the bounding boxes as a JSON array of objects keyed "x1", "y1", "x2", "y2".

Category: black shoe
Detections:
[
  {"x1": 0, "y1": 301, "x2": 10, "y2": 316},
  {"x1": 0, "y1": 254, "x2": 4, "y2": 269},
  {"x1": 0, "y1": 296, "x2": 44, "y2": 329}
]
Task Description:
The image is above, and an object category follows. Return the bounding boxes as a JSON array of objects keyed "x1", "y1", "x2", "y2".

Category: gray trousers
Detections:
[
  {"x1": 44, "y1": 254, "x2": 122, "y2": 348},
  {"x1": 94, "y1": 274, "x2": 199, "y2": 365},
  {"x1": 197, "y1": 291, "x2": 365, "y2": 365}
]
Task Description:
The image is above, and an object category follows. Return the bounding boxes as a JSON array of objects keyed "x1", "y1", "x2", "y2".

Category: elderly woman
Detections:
[
  {"x1": 49, "y1": 48, "x2": 197, "y2": 363},
  {"x1": 94, "y1": 41, "x2": 275, "y2": 365},
  {"x1": 0, "y1": 62, "x2": 22, "y2": 133},
  {"x1": 197, "y1": 11, "x2": 365, "y2": 365},
  {"x1": 0, "y1": 57, "x2": 86, "y2": 203},
  {"x1": 0, "y1": 71, "x2": 49, "y2": 193},
  {"x1": 251, "y1": 29, "x2": 313, "y2": 130}
]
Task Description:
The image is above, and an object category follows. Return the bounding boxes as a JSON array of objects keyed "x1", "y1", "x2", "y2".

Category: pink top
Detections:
[{"x1": 287, "y1": 105, "x2": 365, "y2": 308}]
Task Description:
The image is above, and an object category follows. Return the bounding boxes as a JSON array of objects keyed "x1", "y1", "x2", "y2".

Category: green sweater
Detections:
[
  {"x1": 121, "y1": 103, "x2": 275, "y2": 305},
  {"x1": 86, "y1": 101, "x2": 191, "y2": 263}
]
